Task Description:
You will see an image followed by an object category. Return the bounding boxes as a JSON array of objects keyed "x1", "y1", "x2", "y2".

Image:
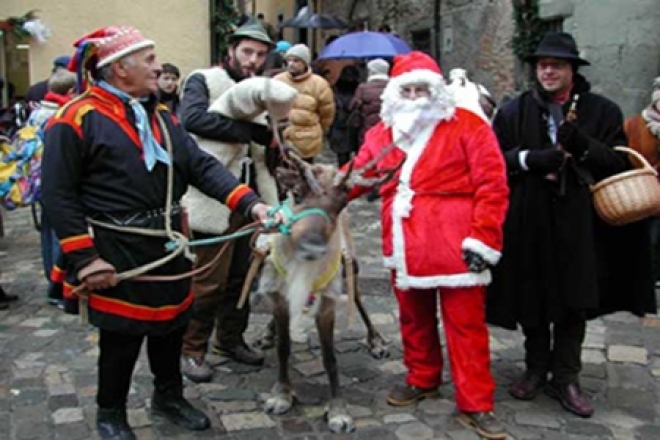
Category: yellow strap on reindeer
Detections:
[{"x1": 270, "y1": 235, "x2": 343, "y2": 292}]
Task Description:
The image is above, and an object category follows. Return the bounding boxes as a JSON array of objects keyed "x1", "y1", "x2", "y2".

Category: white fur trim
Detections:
[
  {"x1": 381, "y1": 69, "x2": 455, "y2": 128},
  {"x1": 461, "y1": 237, "x2": 501, "y2": 265},
  {"x1": 398, "y1": 271, "x2": 492, "y2": 289},
  {"x1": 385, "y1": 120, "x2": 494, "y2": 290},
  {"x1": 96, "y1": 40, "x2": 155, "y2": 68}
]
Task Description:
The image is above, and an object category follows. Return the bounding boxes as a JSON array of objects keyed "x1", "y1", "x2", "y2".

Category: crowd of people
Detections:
[{"x1": 0, "y1": 14, "x2": 658, "y2": 440}]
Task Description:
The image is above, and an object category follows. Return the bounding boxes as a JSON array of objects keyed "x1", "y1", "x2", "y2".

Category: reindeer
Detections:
[{"x1": 253, "y1": 152, "x2": 394, "y2": 433}]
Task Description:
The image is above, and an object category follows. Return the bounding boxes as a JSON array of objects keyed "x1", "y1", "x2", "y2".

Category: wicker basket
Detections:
[{"x1": 591, "y1": 146, "x2": 660, "y2": 226}]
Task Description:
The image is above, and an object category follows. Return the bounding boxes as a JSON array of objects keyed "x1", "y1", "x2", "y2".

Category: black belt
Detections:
[{"x1": 91, "y1": 203, "x2": 182, "y2": 227}]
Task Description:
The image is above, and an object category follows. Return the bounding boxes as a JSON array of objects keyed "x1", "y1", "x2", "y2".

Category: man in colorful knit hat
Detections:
[
  {"x1": 41, "y1": 25, "x2": 276, "y2": 440},
  {"x1": 344, "y1": 51, "x2": 509, "y2": 439}
]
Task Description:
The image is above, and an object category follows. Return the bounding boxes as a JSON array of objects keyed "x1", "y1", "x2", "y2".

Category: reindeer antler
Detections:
[
  {"x1": 286, "y1": 149, "x2": 325, "y2": 195},
  {"x1": 341, "y1": 141, "x2": 403, "y2": 188}
]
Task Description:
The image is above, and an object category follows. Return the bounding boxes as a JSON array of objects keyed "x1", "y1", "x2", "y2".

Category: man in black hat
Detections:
[
  {"x1": 487, "y1": 32, "x2": 656, "y2": 418},
  {"x1": 178, "y1": 17, "x2": 275, "y2": 382}
]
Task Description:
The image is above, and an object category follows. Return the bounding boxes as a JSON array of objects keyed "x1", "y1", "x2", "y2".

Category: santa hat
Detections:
[
  {"x1": 68, "y1": 26, "x2": 155, "y2": 92},
  {"x1": 380, "y1": 51, "x2": 455, "y2": 127}
]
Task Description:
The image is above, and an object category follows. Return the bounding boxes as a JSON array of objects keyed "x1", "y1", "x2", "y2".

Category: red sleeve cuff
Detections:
[{"x1": 60, "y1": 234, "x2": 94, "y2": 254}]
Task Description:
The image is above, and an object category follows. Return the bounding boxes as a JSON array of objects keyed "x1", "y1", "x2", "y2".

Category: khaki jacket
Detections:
[{"x1": 274, "y1": 69, "x2": 335, "y2": 158}]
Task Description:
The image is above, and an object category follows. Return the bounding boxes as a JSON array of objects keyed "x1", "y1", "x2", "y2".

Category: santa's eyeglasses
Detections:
[{"x1": 400, "y1": 84, "x2": 431, "y2": 99}]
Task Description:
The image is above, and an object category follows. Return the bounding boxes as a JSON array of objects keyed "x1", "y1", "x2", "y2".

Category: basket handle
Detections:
[{"x1": 614, "y1": 146, "x2": 658, "y2": 176}]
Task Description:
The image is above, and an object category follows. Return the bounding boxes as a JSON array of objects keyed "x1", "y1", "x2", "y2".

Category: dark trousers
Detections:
[
  {"x1": 182, "y1": 214, "x2": 251, "y2": 358},
  {"x1": 39, "y1": 203, "x2": 62, "y2": 300},
  {"x1": 522, "y1": 313, "x2": 586, "y2": 385},
  {"x1": 97, "y1": 326, "x2": 185, "y2": 409}
]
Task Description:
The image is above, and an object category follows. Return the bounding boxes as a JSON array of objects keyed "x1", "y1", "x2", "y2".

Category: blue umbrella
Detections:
[{"x1": 318, "y1": 31, "x2": 411, "y2": 60}]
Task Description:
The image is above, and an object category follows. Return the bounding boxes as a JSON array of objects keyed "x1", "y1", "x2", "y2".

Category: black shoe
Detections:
[
  {"x1": 509, "y1": 370, "x2": 547, "y2": 400},
  {"x1": 0, "y1": 289, "x2": 18, "y2": 303},
  {"x1": 545, "y1": 381, "x2": 594, "y2": 418},
  {"x1": 212, "y1": 342, "x2": 264, "y2": 366},
  {"x1": 96, "y1": 408, "x2": 136, "y2": 440},
  {"x1": 152, "y1": 390, "x2": 211, "y2": 431},
  {"x1": 47, "y1": 298, "x2": 64, "y2": 309},
  {"x1": 0, "y1": 302, "x2": 7, "y2": 310}
]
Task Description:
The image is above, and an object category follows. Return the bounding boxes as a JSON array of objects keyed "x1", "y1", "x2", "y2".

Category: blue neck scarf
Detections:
[{"x1": 97, "y1": 81, "x2": 171, "y2": 171}]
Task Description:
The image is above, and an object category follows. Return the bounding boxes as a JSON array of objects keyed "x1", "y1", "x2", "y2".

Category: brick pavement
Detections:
[{"x1": 1, "y1": 198, "x2": 659, "y2": 439}]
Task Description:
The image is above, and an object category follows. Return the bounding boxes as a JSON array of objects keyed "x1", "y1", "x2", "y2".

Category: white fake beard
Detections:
[{"x1": 390, "y1": 98, "x2": 442, "y2": 146}]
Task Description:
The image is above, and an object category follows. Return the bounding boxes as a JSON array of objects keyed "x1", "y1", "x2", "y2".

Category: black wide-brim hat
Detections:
[{"x1": 524, "y1": 32, "x2": 590, "y2": 66}]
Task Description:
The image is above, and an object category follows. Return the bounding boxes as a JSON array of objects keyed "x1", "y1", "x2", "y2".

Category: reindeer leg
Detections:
[
  {"x1": 255, "y1": 317, "x2": 276, "y2": 349},
  {"x1": 317, "y1": 297, "x2": 355, "y2": 433},
  {"x1": 264, "y1": 293, "x2": 295, "y2": 415},
  {"x1": 354, "y1": 285, "x2": 390, "y2": 360},
  {"x1": 345, "y1": 258, "x2": 389, "y2": 360}
]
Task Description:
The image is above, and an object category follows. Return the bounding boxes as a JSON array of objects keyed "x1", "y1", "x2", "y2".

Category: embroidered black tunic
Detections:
[{"x1": 42, "y1": 86, "x2": 260, "y2": 335}]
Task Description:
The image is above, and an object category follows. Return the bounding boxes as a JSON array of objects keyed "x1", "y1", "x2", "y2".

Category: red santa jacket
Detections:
[{"x1": 348, "y1": 108, "x2": 509, "y2": 289}]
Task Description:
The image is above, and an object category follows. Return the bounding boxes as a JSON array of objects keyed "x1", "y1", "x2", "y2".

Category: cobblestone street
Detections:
[{"x1": 1, "y1": 195, "x2": 659, "y2": 439}]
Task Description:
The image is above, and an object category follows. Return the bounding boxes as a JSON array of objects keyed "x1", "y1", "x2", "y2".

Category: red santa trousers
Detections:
[{"x1": 393, "y1": 276, "x2": 495, "y2": 412}]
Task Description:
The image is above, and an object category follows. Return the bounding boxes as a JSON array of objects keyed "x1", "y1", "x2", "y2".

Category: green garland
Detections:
[
  {"x1": 512, "y1": 0, "x2": 543, "y2": 60},
  {"x1": 0, "y1": 10, "x2": 39, "y2": 39},
  {"x1": 212, "y1": 0, "x2": 240, "y2": 57}
]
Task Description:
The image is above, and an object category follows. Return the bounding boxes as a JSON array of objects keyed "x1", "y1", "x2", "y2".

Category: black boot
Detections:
[
  {"x1": 152, "y1": 387, "x2": 210, "y2": 431},
  {"x1": 96, "y1": 408, "x2": 136, "y2": 440},
  {"x1": 0, "y1": 285, "x2": 18, "y2": 303}
]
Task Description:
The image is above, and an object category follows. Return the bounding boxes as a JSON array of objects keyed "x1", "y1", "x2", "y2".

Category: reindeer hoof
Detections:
[
  {"x1": 265, "y1": 393, "x2": 293, "y2": 415},
  {"x1": 325, "y1": 399, "x2": 355, "y2": 433},
  {"x1": 367, "y1": 336, "x2": 390, "y2": 359}
]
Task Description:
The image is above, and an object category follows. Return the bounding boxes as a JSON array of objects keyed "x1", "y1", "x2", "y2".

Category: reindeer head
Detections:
[{"x1": 275, "y1": 153, "x2": 355, "y2": 262}]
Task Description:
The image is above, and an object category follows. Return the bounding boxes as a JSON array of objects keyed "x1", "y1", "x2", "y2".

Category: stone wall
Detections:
[
  {"x1": 555, "y1": 0, "x2": 660, "y2": 117},
  {"x1": 321, "y1": 0, "x2": 516, "y2": 102}
]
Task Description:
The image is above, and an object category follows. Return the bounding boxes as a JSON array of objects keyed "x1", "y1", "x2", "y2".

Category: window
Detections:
[{"x1": 411, "y1": 29, "x2": 432, "y2": 55}]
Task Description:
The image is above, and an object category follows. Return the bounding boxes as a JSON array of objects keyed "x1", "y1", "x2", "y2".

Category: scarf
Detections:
[{"x1": 97, "y1": 81, "x2": 171, "y2": 171}]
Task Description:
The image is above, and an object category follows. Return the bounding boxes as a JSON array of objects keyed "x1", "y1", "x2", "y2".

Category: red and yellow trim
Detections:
[
  {"x1": 63, "y1": 282, "x2": 78, "y2": 300},
  {"x1": 60, "y1": 234, "x2": 94, "y2": 253},
  {"x1": 50, "y1": 265, "x2": 66, "y2": 283},
  {"x1": 225, "y1": 184, "x2": 253, "y2": 211},
  {"x1": 88, "y1": 291, "x2": 193, "y2": 322}
]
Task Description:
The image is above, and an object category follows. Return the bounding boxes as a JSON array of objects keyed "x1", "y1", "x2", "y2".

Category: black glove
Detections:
[
  {"x1": 525, "y1": 149, "x2": 565, "y2": 173},
  {"x1": 462, "y1": 250, "x2": 488, "y2": 273},
  {"x1": 251, "y1": 124, "x2": 273, "y2": 147},
  {"x1": 265, "y1": 144, "x2": 283, "y2": 177},
  {"x1": 557, "y1": 121, "x2": 589, "y2": 158}
]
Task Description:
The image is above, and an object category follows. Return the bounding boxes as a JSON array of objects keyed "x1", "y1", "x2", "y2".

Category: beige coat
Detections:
[{"x1": 274, "y1": 69, "x2": 335, "y2": 158}]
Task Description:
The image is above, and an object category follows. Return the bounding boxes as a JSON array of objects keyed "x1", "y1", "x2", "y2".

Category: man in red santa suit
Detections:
[{"x1": 345, "y1": 51, "x2": 509, "y2": 439}]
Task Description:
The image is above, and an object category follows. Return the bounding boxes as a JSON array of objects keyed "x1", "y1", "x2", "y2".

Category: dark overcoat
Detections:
[{"x1": 486, "y1": 75, "x2": 656, "y2": 330}]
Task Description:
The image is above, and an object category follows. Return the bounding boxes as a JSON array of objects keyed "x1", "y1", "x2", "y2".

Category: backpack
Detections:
[{"x1": 0, "y1": 123, "x2": 45, "y2": 210}]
